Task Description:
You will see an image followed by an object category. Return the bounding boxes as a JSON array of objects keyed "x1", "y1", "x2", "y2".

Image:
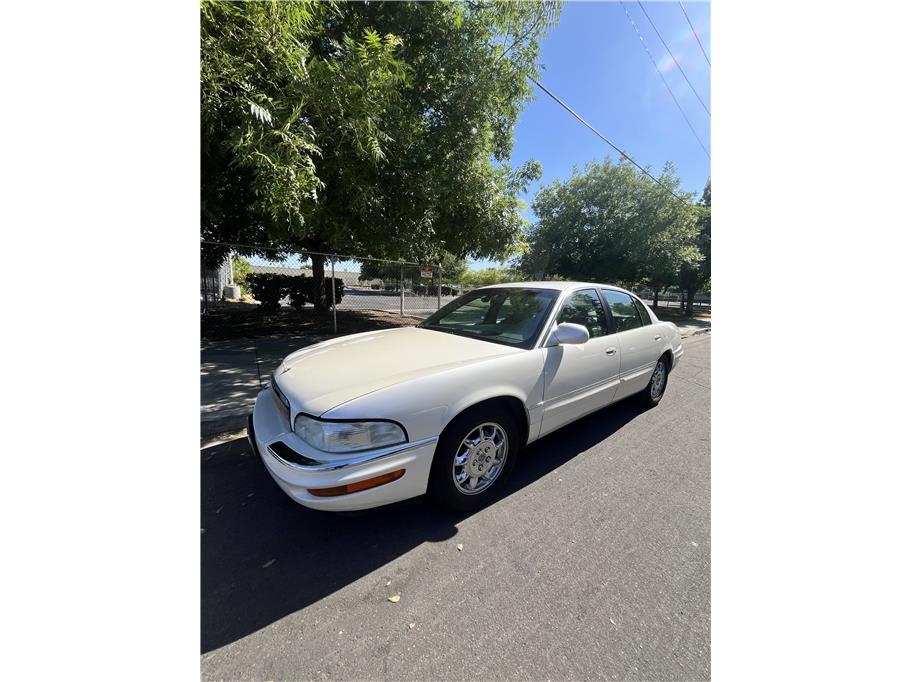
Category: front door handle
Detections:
[
  {"x1": 605, "y1": 347, "x2": 617, "y2": 356},
  {"x1": 654, "y1": 334, "x2": 662, "y2": 341}
]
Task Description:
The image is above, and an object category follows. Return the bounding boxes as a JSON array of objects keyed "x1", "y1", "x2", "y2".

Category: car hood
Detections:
[{"x1": 273, "y1": 326, "x2": 523, "y2": 416}]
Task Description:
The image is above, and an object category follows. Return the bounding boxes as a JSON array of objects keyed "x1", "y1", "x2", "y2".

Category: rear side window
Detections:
[
  {"x1": 601, "y1": 290, "x2": 643, "y2": 332},
  {"x1": 633, "y1": 298, "x2": 653, "y2": 326},
  {"x1": 557, "y1": 289, "x2": 609, "y2": 338}
]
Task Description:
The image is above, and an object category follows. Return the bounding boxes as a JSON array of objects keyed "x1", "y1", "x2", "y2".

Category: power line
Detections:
[
  {"x1": 528, "y1": 76, "x2": 692, "y2": 207},
  {"x1": 636, "y1": 1, "x2": 710, "y2": 116},
  {"x1": 679, "y1": 1, "x2": 711, "y2": 67},
  {"x1": 618, "y1": 0, "x2": 710, "y2": 160}
]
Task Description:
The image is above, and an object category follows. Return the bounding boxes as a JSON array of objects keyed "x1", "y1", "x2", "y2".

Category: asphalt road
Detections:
[
  {"x1": 276, "y1": 290, "x2": 461, "y2": 316},
  {"x1": 201, "y1": 334, "x2": 711, "y2": 681},
  {"x1": 337, "y1": 291, "x2": 460, "y2": 315}
]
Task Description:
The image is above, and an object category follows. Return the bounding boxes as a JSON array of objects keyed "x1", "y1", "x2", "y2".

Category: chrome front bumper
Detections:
[{"x1": 250, "y1": 388, "x2": 438, "y2": 511}]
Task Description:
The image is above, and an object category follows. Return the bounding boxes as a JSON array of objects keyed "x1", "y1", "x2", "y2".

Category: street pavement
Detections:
[{"x1": 200, "y1": 334, "x2": 711, "y2": 680}]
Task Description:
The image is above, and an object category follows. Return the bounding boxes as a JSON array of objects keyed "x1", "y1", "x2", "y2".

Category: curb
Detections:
[
  {"x1": 201, "y1": 413, "x2": 248, "y2": 439},
  {"x1": 681, "y1": 328, "x2": 711, "y2": 338}
]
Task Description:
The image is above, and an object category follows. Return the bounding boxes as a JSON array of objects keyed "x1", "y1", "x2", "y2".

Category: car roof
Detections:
[{"x1": 477, "y1": 281, "x2": 636, "y2": 295}]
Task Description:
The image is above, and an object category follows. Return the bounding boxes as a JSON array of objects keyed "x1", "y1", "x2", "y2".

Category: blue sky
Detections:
[{"x1": 472, "y1": 0, "x2": 711, "y2": 269}]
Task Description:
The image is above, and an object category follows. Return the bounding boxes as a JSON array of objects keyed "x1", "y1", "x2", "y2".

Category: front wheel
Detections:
[
  {"x1": 639, "y1": 356, "x2": 669, "y2": 407},
  {"x1": 427, "y1": 405, "x2": 519, "y2": 512}
]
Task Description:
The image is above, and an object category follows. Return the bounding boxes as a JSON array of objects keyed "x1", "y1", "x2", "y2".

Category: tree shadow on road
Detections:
[{"x1": 200, "y1": 398, "x2": 650, "y2": 653}]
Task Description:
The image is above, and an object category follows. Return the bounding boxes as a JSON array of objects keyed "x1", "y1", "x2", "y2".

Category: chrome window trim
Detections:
[
  {"x1": 534, "y1": 285, "x2": 619, "y2": 348},
  {"x1": 265, "y1": 435, "x2": 439, "y2": 472},
  {"x1": 534, "y1": 285, "x2": 585, "y2": 349}
]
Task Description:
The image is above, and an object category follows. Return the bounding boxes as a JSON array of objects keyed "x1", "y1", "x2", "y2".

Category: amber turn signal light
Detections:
[{"x1": 307, "y1": 469, "x2": 406, "y2": 497}]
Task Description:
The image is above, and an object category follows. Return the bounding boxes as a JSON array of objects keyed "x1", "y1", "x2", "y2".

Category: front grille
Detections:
[{"x1": 270, "y1": 375, "x2": 291, "y2": 423}]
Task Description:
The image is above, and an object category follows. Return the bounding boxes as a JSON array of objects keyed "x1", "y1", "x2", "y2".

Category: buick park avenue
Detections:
[{"x1": 248, "y1": 282, "x2": 683, "y2": 512}]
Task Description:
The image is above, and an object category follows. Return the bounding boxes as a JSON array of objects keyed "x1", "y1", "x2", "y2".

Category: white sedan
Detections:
[{"x1": 249, "y1": 282, "x2": 683, "y2": 512}]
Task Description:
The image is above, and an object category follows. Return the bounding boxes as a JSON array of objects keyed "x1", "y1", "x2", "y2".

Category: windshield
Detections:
[{"x1": 418, "y1": 287, "x2": 559, "y2": 349}]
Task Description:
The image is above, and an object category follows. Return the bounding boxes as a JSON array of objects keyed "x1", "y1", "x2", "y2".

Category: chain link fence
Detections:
[
  {"x1": 201, "y1": 242, "x2": 710, "y2": 339},
  {"x1": 201, "y1": 242, "x2": 468, "y2": 334},
  {"x1": 634, "y1": 289, "x2": 711, "y2": 312}
]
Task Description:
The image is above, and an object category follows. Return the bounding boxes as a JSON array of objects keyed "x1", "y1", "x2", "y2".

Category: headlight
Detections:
[{"x1": 293, "y1": 414, "x2": 407, "y2": 453}]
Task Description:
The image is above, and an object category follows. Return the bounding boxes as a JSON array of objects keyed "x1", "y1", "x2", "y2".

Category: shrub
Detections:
[
  {"x1": 232, "y1": 256, "x2": 253, "y2": 297},
  {"x1": 288, "y1": 277, "x2": 345, "y2": 311},
  {"x1": 248, "y1": 273, "x2": 344, "y2": 311},
  {"x1": 246, "y1": 273, "x2": 289, "y2": 312}
]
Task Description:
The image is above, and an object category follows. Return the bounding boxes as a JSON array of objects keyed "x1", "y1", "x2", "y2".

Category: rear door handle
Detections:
[
  {"x1": 605, "y1": 347, "x2": 617, "y2": 356},
  {"x1": 654, "y1": 334, "x2": 662, "y2": 341}
]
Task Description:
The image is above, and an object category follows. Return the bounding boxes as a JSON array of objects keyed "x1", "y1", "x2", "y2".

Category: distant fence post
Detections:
[
  {"x1": 436, "y1": 265, "x2": 442, "y2": 310},
  {"x1": 399, "y1": 264, "x2": 405, "y2": 316},
  {"x1": 331, "y1": 255, "x2": 337, "y2": 334}
]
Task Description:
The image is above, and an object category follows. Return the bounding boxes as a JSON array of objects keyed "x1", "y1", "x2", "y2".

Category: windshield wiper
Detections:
[{"x1": 422, "y1": 324, "x2": 456, "y2": 335}]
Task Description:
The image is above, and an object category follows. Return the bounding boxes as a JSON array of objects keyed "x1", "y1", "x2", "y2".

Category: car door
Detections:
[
  {"x1": 601, "y1": 289, "x2": 663, "y2": 400},
  {"x1": 540, "y1": 289, "x2": 621, "y2": 436}
]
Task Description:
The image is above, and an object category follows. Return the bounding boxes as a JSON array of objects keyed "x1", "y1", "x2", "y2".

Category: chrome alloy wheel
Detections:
[
  {"x1": 452, "y1": 422, "x2": 509, "y2": 495},
  {"x1": 650, "y1": 360, "x2": 667, "y2": 400}
]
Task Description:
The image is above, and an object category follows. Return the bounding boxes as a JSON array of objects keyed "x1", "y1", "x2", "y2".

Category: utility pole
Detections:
[{"x1": 331, "y1": 256, "x2": 337, "y2": 334}]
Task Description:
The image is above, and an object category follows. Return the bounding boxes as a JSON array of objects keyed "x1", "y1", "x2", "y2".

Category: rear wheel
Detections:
[
  {"x1": 428, "y1": 405, "x2": 519, "y2": 512},
  {"x1": 639, "y1": 356, "x2": 669, "y2": 407}
]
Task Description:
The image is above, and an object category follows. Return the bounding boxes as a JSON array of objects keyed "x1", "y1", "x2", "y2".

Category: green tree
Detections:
[
  {"x1": 357, "y1": 260, "x2": 403, "y2": 283},
  {"x1": 231, "y1": 255, "x2": 252, "y2": 295},
  {"x1": 438, "y1": 252, "x2": 469, "y2": 284},
  {"x1": 358, "y1": 252, "x2": 468, "y2": 291},
  {"x1": 520, "y1": 159, "x2": 701, "y2": 304},
  {"x1": 201, "y1": 0, "x2": 561, "y2": 309},
  {"x1": 201, "y1": 2, "x2": 405, "y2": 259},
  {"x1": 460, "y1": 266, "x2": 525, "y2": 287},
  {"x1": 678, "y1": 180, "x2": 711, "y2": 314}
]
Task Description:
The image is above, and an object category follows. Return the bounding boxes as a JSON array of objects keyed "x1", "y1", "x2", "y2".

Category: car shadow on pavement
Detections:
[{"x1": 201, "y1": 398, "x2": 649, "y2": 654}]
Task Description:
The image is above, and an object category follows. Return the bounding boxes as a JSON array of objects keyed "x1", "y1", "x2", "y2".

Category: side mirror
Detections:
[{"x1": 549, "y1": 322, "x2": 590, "y2": 346}]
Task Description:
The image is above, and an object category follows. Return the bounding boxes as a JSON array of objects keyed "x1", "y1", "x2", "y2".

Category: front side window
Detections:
[
  {"x1": 601, "y1": 289, "x2": 643, "y2": 332},
  {"x1": 556, "y1": 289, "x2": 608, "y2": 338},
  {"x1": 418, "y1": 288, "x2": 559, "y2": 349}
]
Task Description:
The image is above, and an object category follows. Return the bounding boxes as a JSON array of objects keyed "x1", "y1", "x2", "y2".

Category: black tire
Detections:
[
  {"x1": 639, "y1": 355, "x2": 670, "y2": 407},
  {"x1": 427, "y1": 404, "x2": 519, "y2": 512}
]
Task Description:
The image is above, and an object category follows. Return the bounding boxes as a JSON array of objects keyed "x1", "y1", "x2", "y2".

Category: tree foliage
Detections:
[
  {"x1": 201, "y1": 1, "x2": 406, "y2": 262},
  {"x1": 231, "y1": 254, "x2": 251, "y2": 283},
  {"x1": 460, "y1": 266, "x2": 525, "y2": 287},
  {"x1": 357, "y1": 260, "x2": 403, "y2": 283},
  {"x1": 357, "y1": 252, "x2": 468, "y2": 288},
  {"x1": 201, "y1": 1, "x2": 562, "y2": 306},
  {"x1": 519, "y1": 159, "x2": 701, "y2": 297},
  {"x1": 678, "y1": 179, "x2": 711, "y2": 312}
]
